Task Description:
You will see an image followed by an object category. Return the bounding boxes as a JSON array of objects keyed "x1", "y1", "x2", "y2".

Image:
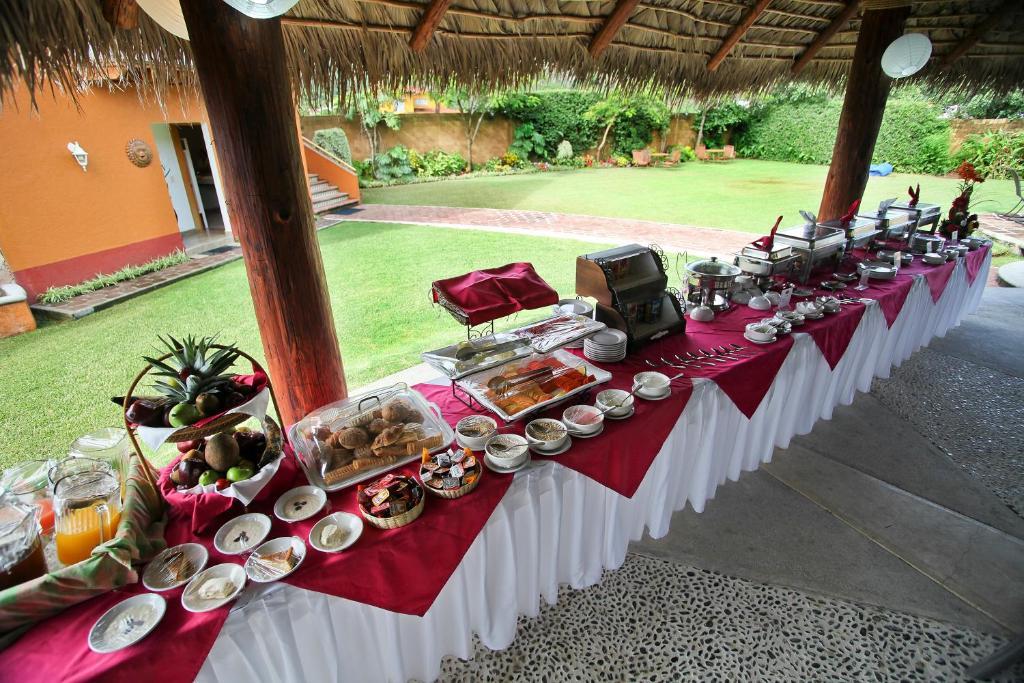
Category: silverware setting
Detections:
[{"x1": 644, "y1": 344, "x2": 754, "y2": 370}]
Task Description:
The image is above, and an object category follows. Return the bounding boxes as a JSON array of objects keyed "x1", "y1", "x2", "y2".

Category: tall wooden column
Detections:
[
  {"x1": 179, "y1": 0, "x2": 347, "y2": 425},
  {"x1": 818, "y1": 4, "x2": 910, "y2": 221}
]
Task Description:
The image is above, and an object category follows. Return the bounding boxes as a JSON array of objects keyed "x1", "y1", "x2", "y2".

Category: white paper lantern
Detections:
[
  {"x1": 136, "y1": 0, "x2": 189, "y2": 40},
  {"x1": 881, "y1": 33, "x2": 933, "y2": 79},
  {"x1": 222, "y1": 0, "x2": 300, "y2": 18}
]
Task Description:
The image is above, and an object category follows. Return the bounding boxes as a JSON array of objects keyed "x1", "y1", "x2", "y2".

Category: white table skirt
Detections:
[{"x1": 197, "y1": 253, "x2": 989, "y2": 683}]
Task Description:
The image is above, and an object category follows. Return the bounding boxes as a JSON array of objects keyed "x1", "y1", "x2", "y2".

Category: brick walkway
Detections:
[
  {"x1": 980, "y1": 212, "x2": 1024, "y2": 253},
  {"x1": 333, "y1": 204, "x2": 754, "y2": 257},
  {"x1": 31, "y1": 247, "x2": 242, "y2": 320}
]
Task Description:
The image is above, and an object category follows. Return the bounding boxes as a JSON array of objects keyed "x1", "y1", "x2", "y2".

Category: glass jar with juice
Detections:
[
  {"x1": 0, "y1": 489, "x2": 48, "y2": 591},
  {"x1": 1, "y1": 460, "x2": 55, "y2": 534},
  {"x1": 69, "y1": 428, "x2": 131, "y2": 501},
  {"x1": 53, "y1": 472, "x2": 122, "y2": 567}
]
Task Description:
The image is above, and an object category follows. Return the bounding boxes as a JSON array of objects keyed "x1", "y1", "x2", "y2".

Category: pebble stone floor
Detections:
[
  {"x1": 871, "y1": 348, "x2": 1024, "y2": 517},
  {"x1": 429, "y1": 312, "x2": 1024, "y2": 682},
  {"x1": 431, "y1": 554, "x2": 1022, "y2": 682}
]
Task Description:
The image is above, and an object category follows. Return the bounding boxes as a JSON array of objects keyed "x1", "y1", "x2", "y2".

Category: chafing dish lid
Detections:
[{"x1": 686, "y1": 256, "x2": 741, "y2": 277}]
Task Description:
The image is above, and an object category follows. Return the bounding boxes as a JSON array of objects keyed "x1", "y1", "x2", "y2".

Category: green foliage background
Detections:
[
  {"x1": 495, "y1": 90, "x2": 602, "y2": 159},
  {"x1": 311, "y1": 128, "x2": 353, "y2": 164},
  {"x1": 955, "y1": 131, "x2": 1024, "y2": 179}
]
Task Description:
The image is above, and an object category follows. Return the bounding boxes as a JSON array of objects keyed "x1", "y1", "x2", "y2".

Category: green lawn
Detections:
[
  {"x1": 364, "y1": 160, "x2": 1018, "y2": 234},
  {"x1": 0, "y1": 223, "x2": 609, "y2": 470}
]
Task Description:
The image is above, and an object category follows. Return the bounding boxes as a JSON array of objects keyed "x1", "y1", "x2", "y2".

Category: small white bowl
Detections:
[
  {"x1": 731, "y1": 290, "x2": 751, "y2": 305},
  {"x1": 245, "y1": 536, "x2": 307, "y2": 583},
  {"x1": 214, "y1": 512, "x2": 272, "y2": 555},
  {"x1": 745, "y1": 323, "x2": 776, "y2": 342},
  {"x1": 181, "y1": 563, "x2": 246, "y2": 613},
  {"x1": 562, "y1": 405, "x2": 605, "y2": 434},
  {"x1": 142, "y1": 543, "x2": 209, "y2": 591},
  {"x1": 484, "y1": 434, "x2": 530, "y2": 468},
  {"x1": 923, "y1": 252, "x2": 945, "y2": 265},
  {"x1": 274, "y1": 485, "x2": 327, "y2": 522},
  {"x1": 633, "y1": 371, "x2": 670, "y2": 396},
  {"x1": 748, "y1": 295, "x2": 772, "y2": 311},
  {"x1": 795, "y1": 301, "x2": 823, "y2": 316},
  {"x1": 689, "y1": 305, "x2": 715, "y2": 322},
  {"x1": 309, "y1": 512, "x2": 363, "y2": 553},
  {"x1": 595, "y1": 389, "x2": 635, "y2": 417},
  {"x1": 455, "y1": 415, "x2": 498, "y2": 451},
  {"x1": 525, "y1": 418, "x2": 570, "y2": 451},
  {"x1": 764, "y1": 291, "x2": 782, "y2": 305}
]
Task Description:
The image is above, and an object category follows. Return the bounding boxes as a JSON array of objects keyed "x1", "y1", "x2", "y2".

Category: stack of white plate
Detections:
[{"x1": 583, "y1": 329, "x2": 628, "y2": 363}]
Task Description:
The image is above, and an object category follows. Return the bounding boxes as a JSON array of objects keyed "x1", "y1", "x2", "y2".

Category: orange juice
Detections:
[{"x1": 55, "y1": 506, "x2": 121, "y2": 566}]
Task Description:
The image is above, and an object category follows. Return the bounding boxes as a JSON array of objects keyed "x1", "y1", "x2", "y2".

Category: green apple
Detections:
[
  {"x1": 168, "y1": 402, "x2": 202, "y2": 427},
  {"x1": 226, "y1": 465, "x2": 254, "y2": 483},
  {"x1": 198, "y1": 469, "x2": 219, "y2": 487}
]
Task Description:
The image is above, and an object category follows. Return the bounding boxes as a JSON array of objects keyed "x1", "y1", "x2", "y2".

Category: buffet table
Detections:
[{"x1": 0, "y1": 247, "x2": 990, "y2": 683}]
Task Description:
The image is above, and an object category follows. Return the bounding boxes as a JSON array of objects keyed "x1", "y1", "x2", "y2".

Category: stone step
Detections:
[
  {"x1": 313, "y1": 195, "x2": 357, "y2": 214},
  {"x1": 311, "y1": 188, "x2": 346, "y2": 202},
  {"x1": 310, "y1": 181, "x2": 332, "y2": 194}
]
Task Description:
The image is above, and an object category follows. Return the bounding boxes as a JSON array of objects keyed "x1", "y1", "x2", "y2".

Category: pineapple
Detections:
[{"x1": 144, "y1": 335, "x2": 240, "y2": 423}]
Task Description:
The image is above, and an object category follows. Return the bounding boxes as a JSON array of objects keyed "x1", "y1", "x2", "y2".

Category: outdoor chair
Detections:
[
  {"x1": 695, "y1": 144, "x2": 709, "y2": 162},
  {"x1": 665, "y1": 148, "x2": 682, "y2": 166},
  {"x1": 632, "y1": 149, "x2": 651, "y2": 167},
  {"x1": 723, "y1": 145, "x2": 736, "y2": 160},
  {"x1": 1002, "y1": 169, "x2": 1024, "y2": 216}
]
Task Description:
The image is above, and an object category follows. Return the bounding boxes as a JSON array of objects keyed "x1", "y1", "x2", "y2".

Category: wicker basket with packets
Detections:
[
  {"x1": 419, "y1": 447, "x2": 482, "y2": 499},
  {"x1": 357, "y1": 474, "x2": 425, "y2": 530}
]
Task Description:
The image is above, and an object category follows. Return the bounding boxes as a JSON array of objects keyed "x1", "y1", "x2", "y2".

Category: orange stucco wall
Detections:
[{"x1": 0, "y1": 82, "x2": 205, "y2": 298}]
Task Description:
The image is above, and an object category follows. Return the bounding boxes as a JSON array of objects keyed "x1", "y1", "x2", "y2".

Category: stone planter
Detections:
[{"x1": 0, "y1": 283, "x2": 36, "y2": 338}]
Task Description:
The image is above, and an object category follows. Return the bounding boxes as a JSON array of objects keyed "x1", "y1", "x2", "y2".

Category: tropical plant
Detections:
[
  {"x1": 311, "y1": 128, "x2": 352, "y2": 164},
  {"x1": 613, "y1": 155, "x2": 631, "y2": 167},
  {"x1": 345, "y1": 92, "x2": 401, "y2": 175},
  {"x1": 411, "y1": 149, "x2": 468, "y2": 177},
  {"x1": 510, "y1": 123, "x2": 546, "y2": 160},
  {"x1": 373, "y1": 145, "x2": 415, "y2": 181},
  {"x1": 671, "y1": 144, "x2": 697, "y2": 162},
  {"x1": 493, "y1": 90, "x2": 602, "y2": 158},
  {"x1": 955, "y1": 130, "x2": 1024, "y2": 179},
  {"x1": 37, "y1": 250, "x2": 190, "y2": 304}
]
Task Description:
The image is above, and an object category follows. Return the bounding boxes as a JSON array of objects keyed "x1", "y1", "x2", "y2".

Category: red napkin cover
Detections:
[
  {"x1": 431, "y1": 262, "x2": 559, "y2": 326},
  {"x1": 840, "y1": 199, "x2": 861, "y2": 227},
  {"x1": 752, "y1": 216, "x2": 783, "y2": 252},
  {"x1": 800, "y1": 303, "x2": 868, "y2": 370},
  {"x1": 908, "y1": 184, "x2": 920, "y2": 207},
  {"x1": 965, "y1": 244, "x2": 989, "y2": 284}
]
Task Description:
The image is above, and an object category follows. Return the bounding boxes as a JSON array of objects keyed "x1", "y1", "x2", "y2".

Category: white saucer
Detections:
[
  {"x1": 743, "y1": 332, "x2": 777, "y2": 345},
  {"x1": 635, "y1": 388, "x2": 671, "y2": 401},
  {"x1": 245, "y1": 536, "x2": 307, "y2": 583},
  {"x1": 566, "y1": 422, "x2": 606, "y2": 439},
  {"x1": 605, "y1": 406, "x2": 635, "y2": 420},
  {"x1": 89, "y1": 593, "x2": 166, "y2": 653},
  {"x1": 530, "y1": 438, "x2": 572, "y2": 456},
  {"x1": 483, "y1": 451, "x2": 531, "y2": 473}
]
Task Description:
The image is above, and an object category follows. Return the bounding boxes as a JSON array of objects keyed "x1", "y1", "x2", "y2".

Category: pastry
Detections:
[
  {"x1": 335, "y1": 426, "x2": 370, "y2": 450},
  {"x1": 323, "y1": 456, "x2": 399, "y2": 485},
  {"x1": 256, "y1": 546, "x2": 297, "y2": 575},
  {"x1": 372, "y1": 424, "x2": 405, "y2": 449},
  {"x1": 162, "y1": 549, "x2": 193, "y2": 582},
  {"x1": 381, "y1": 399, "x2": 411, "y2": 423},
  {"x1": 406, "y1": 434, "x2": 444, "y2": 455},
  {"x1": 197, "y1": 576, "x2": 236, "y2": 600},
  {"x1": 367, "y1": 418, "x2": 389, "y2": 435}
]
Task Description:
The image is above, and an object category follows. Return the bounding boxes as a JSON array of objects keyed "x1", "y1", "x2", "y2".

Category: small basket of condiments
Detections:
[
  {"x1": 419, "y1": 447, "x2": 482, "y2": 499},
  {"x1": 356, "y1": 474, "x2": 425, "y2": 530}
]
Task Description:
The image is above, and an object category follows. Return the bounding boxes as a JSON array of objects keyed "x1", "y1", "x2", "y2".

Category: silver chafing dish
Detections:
[
  {"x1": 734, "y1": 243, "x2": 798, "y2": 287},
  {"x1": 892, "y1": 201, "x2": 942, "y2": 238},
  {"x1": 909, "y1": 233, "x2": 945, "y2": 254},
  {"x1": 685, "y1": 256, "x2": 741, "y2": 311},
  {"x1": 773, "y1": 220, "x2": 847, "y2": 283},
  {"x1": 860, "y1": 199, "x2": 918, "y2": 240},
  {"x1": 819, "y1": 216, "x2": 882, "y2": 251}
]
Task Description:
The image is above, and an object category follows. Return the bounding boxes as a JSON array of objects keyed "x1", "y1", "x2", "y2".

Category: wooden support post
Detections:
[
  {"x1": 707, "y1": 0, "x2": 773, "y2": 72},
  {"x1": 817, "y1": 4, "x2": 909, "y2": 222},
  {"x1": 791, "y1": 1, "x2": 860, "y2": 76},
  {"x1": 101, "y1": 0, "x2": 139, "y2": 29},
  {"x1": 590, "y1": 0, "x2": 641, "y2": 58},
  {"x1": 179, "y1": 0, "x2": 347, "y2": 425},
  {"x1": 409, "y1": 0, "x2": 454, "y2": 52}
]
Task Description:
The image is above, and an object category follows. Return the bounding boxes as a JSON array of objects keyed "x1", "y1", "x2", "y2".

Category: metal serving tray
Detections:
[
  {"x1": 819, "y1": 217, "x2": 880, "y2": 243},
  {"x1": 735, "y1": 253, "x2": 799, "y2": 277},
  {"x1": 455, "y1": 349, "x2": 612, "y2": 423},
  {"x1": 893, "y1": 201, "x2": 941, "y2": 222},
  {"x1": 773, "y1": 223, "x2": 846, "y2": 254}
]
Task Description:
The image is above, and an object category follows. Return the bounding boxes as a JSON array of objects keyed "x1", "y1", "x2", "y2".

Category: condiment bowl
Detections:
[
  {"x1": 595, "y1": 389, "x2": 635, "y2": 417},
  {"x1": 745, "y1": 322, "x2": 777, "y2": 342},
  {"x1": 525, "y1": 418, "x2": 570, "y2": 451},
  {"x1": 562, "y1": 405, "x2": 605, "y2": 435},
  {"x1": 633, "y1": 372, "x2": 670, "y2": 396},
  {"x1": 309, "y1": 512, "x2": 363, "y2": 553},
  {"x1": 455, "y1": 415, "x2": 498, "y2": 450},
  {"x1": 484, "y1": 434, "x2": 530, "y2": 468},
  {"x1": 274, "y1": 485, "x2": 327, "y2": 522},
  {"x1": 214, "y1": 512, "x2": 271, "y2": 555},
  {"x1": 181, "y1": 563, "x2": 246, "y2": 613}
]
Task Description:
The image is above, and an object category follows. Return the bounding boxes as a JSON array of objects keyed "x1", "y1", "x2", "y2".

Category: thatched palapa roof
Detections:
[{"x1": 3, "y1": 0, "x2": 1023, "y2": 104}]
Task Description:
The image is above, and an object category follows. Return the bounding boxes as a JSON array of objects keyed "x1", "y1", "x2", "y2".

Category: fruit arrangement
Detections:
[
  {"x1": 124, "y1": 335, "x2": 260, "y2": 430},
  {"x1": 169, "y1": 425, "x2": 276, "y2": 491}
]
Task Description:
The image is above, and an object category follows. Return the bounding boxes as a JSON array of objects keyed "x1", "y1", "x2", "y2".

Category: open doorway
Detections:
[{"x1": 174, "y1": 123, "x2": 224, "y2": 232}]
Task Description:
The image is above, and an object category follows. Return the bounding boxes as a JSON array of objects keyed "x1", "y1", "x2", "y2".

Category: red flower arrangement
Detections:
[{"x1": 940, "y1": 162, "x2": 984, "y2": 239}]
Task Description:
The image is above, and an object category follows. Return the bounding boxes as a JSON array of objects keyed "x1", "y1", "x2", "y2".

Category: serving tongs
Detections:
[
  {"x1": 456, "y1": 338, "x2": 530, "y2": 361},
  {"x1": 486, "y1": 365, "x2": 585, "y2": 398}
]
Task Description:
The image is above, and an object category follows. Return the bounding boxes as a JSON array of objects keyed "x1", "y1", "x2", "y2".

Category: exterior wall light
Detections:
[{"x1": 67, "y1": 141, "x2": 89, "y2": 171}]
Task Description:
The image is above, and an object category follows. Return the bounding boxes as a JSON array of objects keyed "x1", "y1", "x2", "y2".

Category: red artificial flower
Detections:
[{"x1": 954, "y1": 161, "x2": 984, "y2": 183}]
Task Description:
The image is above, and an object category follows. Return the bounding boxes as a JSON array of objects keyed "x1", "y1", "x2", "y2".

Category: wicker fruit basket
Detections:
[{"x1": 360, "y1": 494, "x2": 425, "y2": 530}]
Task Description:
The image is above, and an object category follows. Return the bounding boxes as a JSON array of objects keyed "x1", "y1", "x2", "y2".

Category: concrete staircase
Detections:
[{"x1": 308, "y1": 173, "x2": 357, "y2": 214}]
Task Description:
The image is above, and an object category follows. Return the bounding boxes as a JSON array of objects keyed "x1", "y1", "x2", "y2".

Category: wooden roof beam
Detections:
[
  {"x1": 791, "y1": 0, "x2": 860, "y2": 76},
  {"x1": 590, "y1": 0, "x2": 641, "y2": 58},
  {"x1": 707, "y1": 0, "x2": 774, "y2": 72},
  {"x1": 409, "y1": 0, "x2": 454, "y2": 52},
  {"x1": 939, "y1": 0, "x2": 1018, "y2": 68},
  {"x1": 101, "y1": 0, "x2": 139, "y2": 29}
]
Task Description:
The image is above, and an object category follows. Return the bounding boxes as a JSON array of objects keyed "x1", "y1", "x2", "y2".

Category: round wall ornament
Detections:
[{"x1": 126, "y1": 139, "x2": 153, "y2": 167}]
